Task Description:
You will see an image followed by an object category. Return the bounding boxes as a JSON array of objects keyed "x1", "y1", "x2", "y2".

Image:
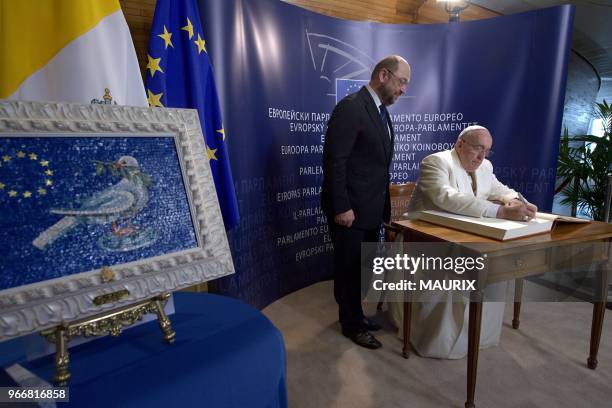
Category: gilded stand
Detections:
[{"x1": 41, "y1": 292, "x2": 176, "y2": 386}]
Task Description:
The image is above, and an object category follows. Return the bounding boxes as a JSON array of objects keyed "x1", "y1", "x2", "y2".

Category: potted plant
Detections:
[{"x1": 556, "y1": 100, "x2": 612, "y2": 221}]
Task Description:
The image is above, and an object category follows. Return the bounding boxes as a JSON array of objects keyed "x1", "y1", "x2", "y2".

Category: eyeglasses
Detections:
[
  {"x1": 462, "y1": 139, "x2": 494, "y2": 157},
  {"x1": 385, "y1": 68, "x2": 409, "y2": 86}
]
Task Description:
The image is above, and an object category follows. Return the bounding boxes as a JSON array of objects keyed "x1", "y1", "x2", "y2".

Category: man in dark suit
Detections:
[{"x1": 321, "y1": 55, "x2": 411, "y2": 349}]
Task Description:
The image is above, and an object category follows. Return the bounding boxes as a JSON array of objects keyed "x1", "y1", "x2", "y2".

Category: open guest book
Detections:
[{"x1": 418, "y1": 210, "x2": 590, "y2": 241}]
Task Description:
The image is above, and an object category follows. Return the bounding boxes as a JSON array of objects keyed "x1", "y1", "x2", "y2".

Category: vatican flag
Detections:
[{"x1": 0, "y1": 0, "x2": 147, "y2": 106}]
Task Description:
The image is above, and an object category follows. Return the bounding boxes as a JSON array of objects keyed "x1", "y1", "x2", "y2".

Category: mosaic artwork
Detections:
[{"x1": 0, "y1": 136, "x2": 198, "y2": 291}]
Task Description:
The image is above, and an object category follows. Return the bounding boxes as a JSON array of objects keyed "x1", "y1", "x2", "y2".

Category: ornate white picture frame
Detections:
[{"x1": 0, "y1": 100, "x2": 234, "y2": 341}]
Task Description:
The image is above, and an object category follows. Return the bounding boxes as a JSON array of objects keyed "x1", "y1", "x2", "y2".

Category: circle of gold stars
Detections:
[{"x1": 0, "y1": 150, "x2": 54, "y2": 199}]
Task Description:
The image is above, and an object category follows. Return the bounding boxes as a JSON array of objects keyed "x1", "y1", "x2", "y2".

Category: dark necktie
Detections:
[{"x1": 379, "y1": 104, "x2": 390, "y2": 138}]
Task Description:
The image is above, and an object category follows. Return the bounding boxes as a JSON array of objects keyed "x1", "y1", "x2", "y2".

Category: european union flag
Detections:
[
  {"x1": 336, "y1": 79, "x2": 369, "y2": 103},
  {"x1": 145, "y1": 0, "x2": 239, "y2": 229}
]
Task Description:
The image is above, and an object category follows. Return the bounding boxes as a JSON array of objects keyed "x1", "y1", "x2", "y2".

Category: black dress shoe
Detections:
[
  {"x1": 342, "y1": 329, "x2": 382, "y2": 349},
  {"x1": 362, "y1": 317, "x2": 381, "y2": 331}
]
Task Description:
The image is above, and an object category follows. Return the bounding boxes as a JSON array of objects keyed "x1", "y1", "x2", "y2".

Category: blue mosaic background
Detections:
[{"x1": 0, "y1": 136, "x2": 198, "y2": 291}]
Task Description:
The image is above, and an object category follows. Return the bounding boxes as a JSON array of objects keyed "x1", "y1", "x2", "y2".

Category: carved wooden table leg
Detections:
[
  {"x1": 512, "y1": 278, "x2": 524, "y2": 329},
  {"x1": 465, "y1": 290, "x2": 483, "y2": 408},
  {"x1": 588, "y1": 261, "x2": 609, "y2": 369},
  {"x1": 402, "y1": 300, "x2": 412, "y2": 358},
  {"x1": 401, "y1": 232, "x2": 413, "y2": 359}
]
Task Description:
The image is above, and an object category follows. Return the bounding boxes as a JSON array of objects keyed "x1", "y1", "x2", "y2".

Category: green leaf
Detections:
[{"x1": 555, "y1": 100, "x2": 611, "y2": 221}]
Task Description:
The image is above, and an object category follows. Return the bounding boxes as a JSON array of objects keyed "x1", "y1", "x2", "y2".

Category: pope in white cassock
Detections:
[{"x1": 389, "y1": 125, "x2": 538, "y2": 359}]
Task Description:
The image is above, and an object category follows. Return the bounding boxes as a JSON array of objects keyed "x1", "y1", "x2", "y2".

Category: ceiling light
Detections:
[{"x1": 437, "y1": 0, "x2": 472, "y2": 23}]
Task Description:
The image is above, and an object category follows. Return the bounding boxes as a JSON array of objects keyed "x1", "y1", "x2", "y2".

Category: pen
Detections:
[{"x1": 517, "y1": 192, "x2": 531, "y2": 222}]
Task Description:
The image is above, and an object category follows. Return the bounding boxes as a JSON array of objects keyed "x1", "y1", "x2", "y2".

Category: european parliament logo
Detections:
[
  {"x1": 305, "y1": 30, "x2": 373, "y2": 99},
  {"x1": 336, "y1": 79, "x2": 369, "y2": 103}
]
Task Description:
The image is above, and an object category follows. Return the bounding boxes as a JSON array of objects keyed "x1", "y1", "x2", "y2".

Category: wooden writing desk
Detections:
[{"x1": 391, "y1": 219, "x2": 612, "y2": 408}]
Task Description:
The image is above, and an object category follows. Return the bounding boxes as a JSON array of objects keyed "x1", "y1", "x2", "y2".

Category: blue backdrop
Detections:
[{"x1": 197, "y1": 0, "x2": 574, "y2": 307}]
